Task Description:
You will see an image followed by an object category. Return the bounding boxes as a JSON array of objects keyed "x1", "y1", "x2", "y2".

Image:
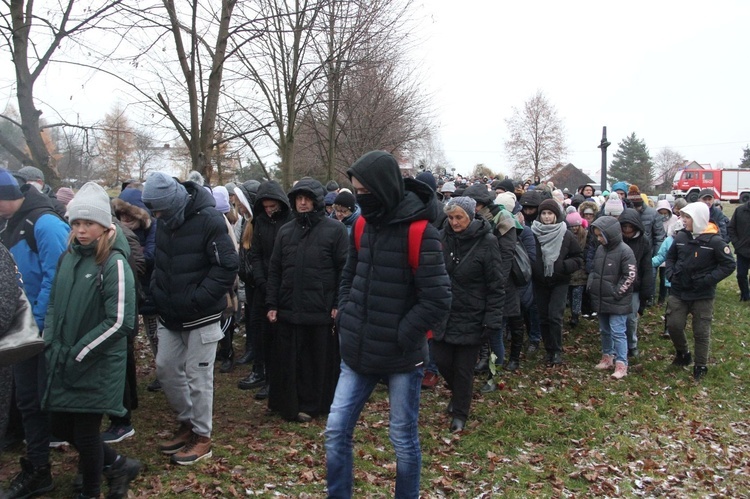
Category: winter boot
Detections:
[
  {"x1": 693, "y1": 365, "x2": 708, "y2": 381},
  {"x1": 4, "y1": 457, "x2": 54, "y2": 499},
  {"x1": 170, "y1": 433, "x2": 212, "y2": 465},
  {"x1": 671, "y1": 350, "x2": 692, "y2": 367},
  {"x1": 104, "y1": 456, "x2": 141, "y2": 499},
  {"x1": 595, "y1": 354, "x2": 614, "y2": 370},
  {"x1": 611, "y1": 361, "x2": 628, "y2": 380},
  {"x1": 474, "y1": 342, "x2": 490, "y2": 374},
  {"x1": 159, "y1": 421, "x2": 193, "y2": 455}
]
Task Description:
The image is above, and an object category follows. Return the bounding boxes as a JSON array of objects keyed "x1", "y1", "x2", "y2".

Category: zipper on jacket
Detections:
[{"x1": 213, "y1": 242, "x2": 221, "y2": 266}]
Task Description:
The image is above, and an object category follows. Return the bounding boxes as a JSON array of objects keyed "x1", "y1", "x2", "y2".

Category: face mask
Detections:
[{"x1": 356, "y1": 193, "x2": 385, "y2": 223}]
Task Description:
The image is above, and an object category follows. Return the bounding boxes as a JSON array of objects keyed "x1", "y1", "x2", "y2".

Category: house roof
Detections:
[{"x1": 547, "y1": 163, "x2": 596, "y2": 192}]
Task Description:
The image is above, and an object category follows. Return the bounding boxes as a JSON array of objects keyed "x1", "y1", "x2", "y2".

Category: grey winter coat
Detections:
[
  {"x1": 636, "y1": 204, "x2": 665, "y2": 256},
  {"x1": 587, "y1": 217, "x2": 637, "y2": 315}
]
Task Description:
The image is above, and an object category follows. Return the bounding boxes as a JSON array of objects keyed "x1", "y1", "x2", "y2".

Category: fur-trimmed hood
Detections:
[
  {"x1": 112, "y1": 191, "x2": 152, "y2": 230},
  {"x1": 578, "y1": 200, "x2": 599, "y2": 217}
]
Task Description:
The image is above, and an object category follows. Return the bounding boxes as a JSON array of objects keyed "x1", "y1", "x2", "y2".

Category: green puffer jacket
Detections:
[{"x1": 42, "y1": 228, "x2": 136, "y2": 416}]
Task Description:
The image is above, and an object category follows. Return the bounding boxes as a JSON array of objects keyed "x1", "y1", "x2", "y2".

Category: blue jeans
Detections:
[
  {"x1": 598, "y1": 314, "x2": 628, "y2": 364},
  {"x1": 626, "y1": 292, "x2": 640, "y2": 351},
  {"x1": 488, "y1": 322, "x2": 505, "y2": 367},
  {"x1": 325, "y1": 362, "x2": 423, "y2": 499},
  {"x1": 521, "y1": 283, "x2": 541, "y2": 343}
]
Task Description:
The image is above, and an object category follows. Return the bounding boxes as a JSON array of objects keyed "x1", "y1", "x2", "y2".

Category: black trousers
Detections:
[
  {"x1": 534, "y1": 283, "x2": 569, "y2": 354},
  {"x1": 50, "y1": 412, "x2": 117, "y2": 497},
  {"x1": 432, "y1": 341, "x2": 481, "y2": 421},
  {"x1": 269, "y1": 322, "x2": 340, "y2": 421}
]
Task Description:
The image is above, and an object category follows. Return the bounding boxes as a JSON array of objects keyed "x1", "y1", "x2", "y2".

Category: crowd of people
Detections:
[{"x1": 0, "y1": 158, "x2": 745, "y2": 498}]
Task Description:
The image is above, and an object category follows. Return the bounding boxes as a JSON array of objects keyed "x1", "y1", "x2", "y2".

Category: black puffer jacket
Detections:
[
  {"x1": 150, "y1": 182, "x2": 239, "y2": 330},
  {"x1": 433, "y1": 218, "x2": 504, "y2": 345},
  {"x1": 729, "y1": 201, "x2": 750, "y2": 258},
  {"x1": 250, "y1": 181, "x2": 293, "y2": 295},
  {"x1": 587, "y1": 216, "x2": 637, "y2": 315},
  {"x1": 338, "y1": 151, "x2": 452, "y2": 374},
  {"x1": 666, "y1": 225, "x2": 736, "y2": 301},
  {"x1": 619, "y1": 209, "x2": 654, "y2": 301},
  {"x1": 266, "y1": 178, "x2": 348, "y2": 325},
  {"x1": 636, "y1": 204, "x2": 665, "y2": 256}
]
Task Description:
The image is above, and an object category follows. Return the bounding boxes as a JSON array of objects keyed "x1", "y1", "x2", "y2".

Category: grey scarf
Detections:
[{"x1": 531, "y1": 220, "x2": 567, "y2": 277}]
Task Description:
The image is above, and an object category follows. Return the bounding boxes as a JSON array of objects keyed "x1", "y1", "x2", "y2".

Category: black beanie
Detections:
[
  {"x1": 415, "y1": 171, "x2": 437, "y2": 192},
  {"x1": 333, "y1": 191, "x2": 356, "y2": 212}
]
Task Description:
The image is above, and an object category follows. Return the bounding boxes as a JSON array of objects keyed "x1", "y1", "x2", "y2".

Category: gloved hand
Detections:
[{"x1": 638, "y1": 299, "x2": 647, "y2": 316}]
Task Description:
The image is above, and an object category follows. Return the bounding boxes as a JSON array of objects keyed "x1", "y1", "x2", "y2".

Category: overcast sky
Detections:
[
  {"x1": 3, "y1": 1, "x2": 749, "y2": 183},
  {"x1": 414, "y1": 0, "x2": 750, "y2": 178}
]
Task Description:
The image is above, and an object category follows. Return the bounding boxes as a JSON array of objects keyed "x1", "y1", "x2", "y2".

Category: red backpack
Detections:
[{"x1": 353, "y1": 217, "x2": 428, "y2": 273}]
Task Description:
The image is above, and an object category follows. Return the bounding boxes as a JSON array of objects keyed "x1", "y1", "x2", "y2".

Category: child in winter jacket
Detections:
[
  {"x1": 41, "y1": 183, "x2": 140, "y2": 498},
  {"x1": 618, "y1": 209, "x2": 654, "y2": 360},
  {"x1": 588, "y1": 217, "x2": 637, "y2": 379},
  {"x1": 665, "y1": 202, "x2": 736, "y2": 380}
]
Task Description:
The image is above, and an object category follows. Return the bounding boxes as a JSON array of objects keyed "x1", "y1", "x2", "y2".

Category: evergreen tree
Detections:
[
  {"x1": 739, "y1": 145, "x2": 750, "y2": 168},
  {"x1": 608, "y1": 132, "x2": 654, "y2": 190}
]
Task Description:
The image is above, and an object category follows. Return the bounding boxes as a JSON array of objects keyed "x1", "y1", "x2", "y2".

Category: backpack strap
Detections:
[
  {"x1": 407, "y1": 220, "x2": 429, "y2": 273},
  {"x1": 353, "y1": 216, "x2": 366, "y2": 252},
  {"x1": 354, "y1": 217, "x2": 427, "y2": 274}
]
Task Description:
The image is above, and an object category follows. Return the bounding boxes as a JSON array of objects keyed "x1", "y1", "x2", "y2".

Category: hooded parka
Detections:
[
  {"x1": 266, "y1": 178, "x2": 348, "y2": 325},
  {"x1": 42, "y1": 228, "x2": 136, "y2": 416},
  {"x1": 587, "y1": 217, "x2": 637, "y2": 315},
  {"x1": 338, "y1": 151, "x2": 452, "y2": 374}
]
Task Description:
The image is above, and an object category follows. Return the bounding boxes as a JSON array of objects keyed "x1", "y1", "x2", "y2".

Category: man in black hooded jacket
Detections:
[
  {"x1": 265, "y1": 178, "x2": 348, "y2": 422},
  {"x1": 325, "y1": 151, "x2": 451, "y2": 499}
]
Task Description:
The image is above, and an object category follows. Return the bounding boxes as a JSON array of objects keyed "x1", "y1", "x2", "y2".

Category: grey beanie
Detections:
[
  {"x1": 143, "y1": 172, "x2": 187, "y2": 213},
  {"x1": 67, "y1": 182, "x2": 112, "y2": 228},
  {"x1": 17, "y1": 166, "x2": 45, "y2": 182},
  {"x1": 445, "y1": 196, "x2": 476, "y2": 217},
  {"x1": 225, "y1": 182, "x2": 237, "y2": 195}
]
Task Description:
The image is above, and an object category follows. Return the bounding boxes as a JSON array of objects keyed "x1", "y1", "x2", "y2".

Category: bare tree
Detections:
[
  {"x1": 653, "y1": 147, "x2": 686, "y2": 192},
  {"x1": 505, "y1": 90, "x2": 567, "y2": 181},
  {"x1": 0, "y1": 0, "x2": 124, "y2": 186},
  {"x1": 230, "y1": 0, "x2": 326, "y2": 189},
  {"x1": 132, "y1": 129, "x2": 162, "y2": 182}
]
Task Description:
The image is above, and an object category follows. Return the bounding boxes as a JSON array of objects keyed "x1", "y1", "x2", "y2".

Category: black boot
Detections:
[
  {"x1": 104, "y1": 456, "x2": 141, "y2": 499},
  {"x1": 693, "y1": 365, "x2": 708, "y2": 381},
  {"x1": 236, "y1": 349, "x2": 255, "y2": 365},
  {"x1": 568, "y1": 314, "x2": 579, "y2": 328},
  {"x1": 4, "y1": 457, "x2": 54, "y2": 499},
  {"x1": 219, "y1": 349, "x2": 234, "y2": 373},
  {"x1": 671, "y1": 350, "x2": 692, "y2": 367},
  {"x1": 474, "y1": 342, "x2": 490, "y2": 374},
  {"x1": 505, "y1": 325, "x2": 523, "y2": 372}
]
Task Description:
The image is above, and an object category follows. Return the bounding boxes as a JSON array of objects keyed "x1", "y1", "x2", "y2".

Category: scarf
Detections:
[{"x1": 531, "y1": 220, "x2": 567, "y2": 277}]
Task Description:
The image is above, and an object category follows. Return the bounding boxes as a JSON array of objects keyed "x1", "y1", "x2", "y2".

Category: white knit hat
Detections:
[{"x1": 67, "y1": 182, "x2": 112, "y2": 228}]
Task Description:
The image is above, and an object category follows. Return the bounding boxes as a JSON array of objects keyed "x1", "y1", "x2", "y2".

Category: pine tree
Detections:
[
  {"x1": 608, "y1": 132, "x2": 654, "y2": 191},
  {"x1": 739, "y1": 145, "x2": 750, "y2": 168}
]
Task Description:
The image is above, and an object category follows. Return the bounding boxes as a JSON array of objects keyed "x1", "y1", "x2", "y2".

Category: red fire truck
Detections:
[{"x1": 672, "y1": 168, "x2": 750, "y2": 203}]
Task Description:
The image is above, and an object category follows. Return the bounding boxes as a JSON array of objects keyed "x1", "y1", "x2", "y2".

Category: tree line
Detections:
[{"x1": 0, "y1": 0, "x2": 439, "y2": 188}]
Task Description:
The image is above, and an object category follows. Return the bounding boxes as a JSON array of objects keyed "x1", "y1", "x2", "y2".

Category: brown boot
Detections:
[
  {"x1": 159, "y1": 421, "x2": 193, "y2": 455},
  {"x1": 170, "y1": 432, "x2": 212, "y2": 465}
]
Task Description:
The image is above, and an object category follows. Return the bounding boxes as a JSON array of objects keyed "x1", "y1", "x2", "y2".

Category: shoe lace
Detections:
[{"x1": 180, "y1": 433, "x2": 200, "y2": 453}]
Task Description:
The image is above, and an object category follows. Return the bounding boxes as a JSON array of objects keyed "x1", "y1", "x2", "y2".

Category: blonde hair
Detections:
[{"x1": 241, "y1": 216, "x2": 253, "y2": 250}]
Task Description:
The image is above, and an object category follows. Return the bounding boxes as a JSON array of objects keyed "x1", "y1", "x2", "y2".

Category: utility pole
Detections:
[{"x1": 598, "y1": 126, "x2": 611, "y2": 191}]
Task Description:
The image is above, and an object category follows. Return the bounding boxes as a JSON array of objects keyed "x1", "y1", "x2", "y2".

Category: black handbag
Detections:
[{"x1": 0, "y1": 288, "x2": 45, "y2": 366}]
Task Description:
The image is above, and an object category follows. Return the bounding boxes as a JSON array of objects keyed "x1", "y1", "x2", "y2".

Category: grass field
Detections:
[{"x1": 2, "y1": 203, "x2": 748, "y2": 497}]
